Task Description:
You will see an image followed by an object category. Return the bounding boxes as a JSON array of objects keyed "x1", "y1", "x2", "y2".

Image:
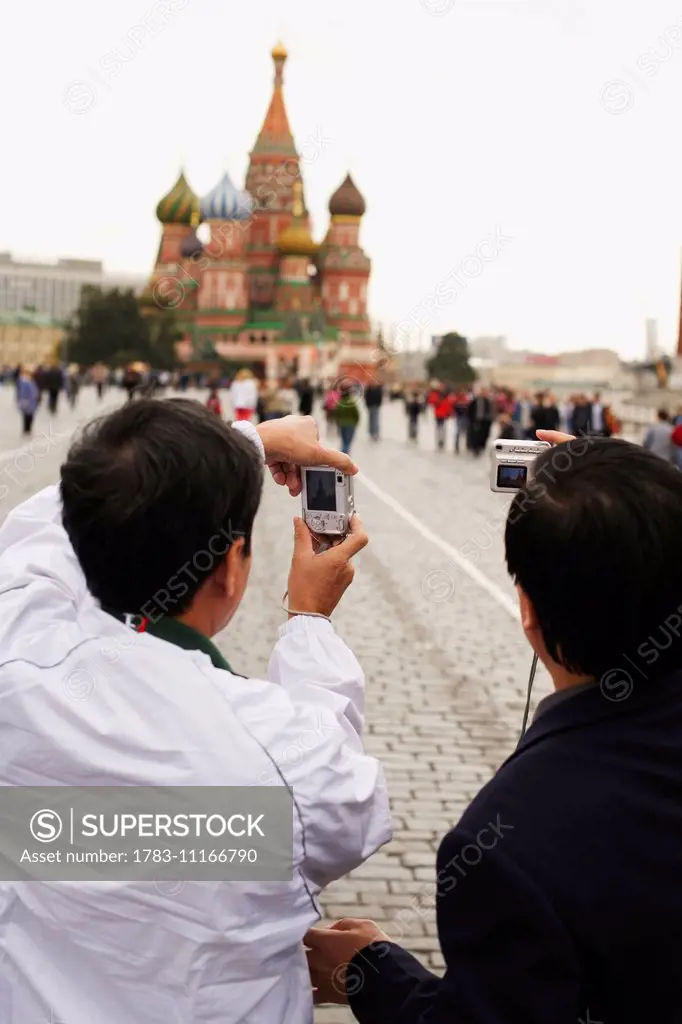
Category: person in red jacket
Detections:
[
  {"x1": 206, "y1": 387, "x2": 222, "y2": 417},
  {"x1": 433, "y1": 387, "x2": 454, "y2": 451}
]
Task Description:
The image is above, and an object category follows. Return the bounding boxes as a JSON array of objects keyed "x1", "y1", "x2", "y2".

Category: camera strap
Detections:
[{"x1": 520, "y1": 653, "x2": 539, "y2": 740}]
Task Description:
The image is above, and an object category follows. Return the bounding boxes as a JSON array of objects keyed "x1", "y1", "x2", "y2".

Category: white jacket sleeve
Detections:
[
  {"x1": 0, "y1": 485, "x2": 86, "y2": 597},
  {"x1": 252, "y1": 615, "x2": 392, "y2": 891}
]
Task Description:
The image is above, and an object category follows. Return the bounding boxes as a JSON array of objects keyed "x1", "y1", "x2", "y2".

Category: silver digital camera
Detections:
[
  {"x1": 301, "y1": 466, "x2": 355, "y2": 536},
  {"x1": 490, "y1": 439, "x2": 551, "y2": 493}
]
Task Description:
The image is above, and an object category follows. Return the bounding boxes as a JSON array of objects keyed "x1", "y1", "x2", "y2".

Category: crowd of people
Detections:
[
  {"x1": 16, "y1": 361, "x2": 682, "y2": 476},
  {"x1": 396, "y1": 383, "x2": 622, "y2": 453}
]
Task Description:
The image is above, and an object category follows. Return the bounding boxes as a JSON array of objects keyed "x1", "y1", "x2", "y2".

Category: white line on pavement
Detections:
[{"x1": 356, "y1": 471, "x2": 521, "y2": 622}]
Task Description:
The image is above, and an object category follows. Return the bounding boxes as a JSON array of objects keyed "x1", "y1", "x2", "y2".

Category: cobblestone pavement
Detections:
[{"x1": 0, "y1": 387, "x2": 550, "y2": 1024}]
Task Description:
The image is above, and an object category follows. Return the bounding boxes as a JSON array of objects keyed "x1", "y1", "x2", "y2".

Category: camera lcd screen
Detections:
[
  {"x1": 305, "y1": 470, "x2": 337, "y2": 512},
  {"x1": 497, "y1": 464, "x2": 528, "y2": 488}
]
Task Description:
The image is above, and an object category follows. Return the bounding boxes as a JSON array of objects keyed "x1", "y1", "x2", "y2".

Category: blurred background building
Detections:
[
  {"x1": 0, "y1": 252, "x2": 144, "y2": 323},
  {"x1": 0, "y1": 310, "x2": 64, "y2": 367}
]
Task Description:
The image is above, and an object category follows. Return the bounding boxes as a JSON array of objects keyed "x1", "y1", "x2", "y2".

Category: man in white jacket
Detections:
[{"x1": 0, "y1": 400, "x2": 391, "y2": 1024}]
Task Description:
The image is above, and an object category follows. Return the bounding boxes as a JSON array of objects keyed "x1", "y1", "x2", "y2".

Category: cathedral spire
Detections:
[{"x1": 252, "y1": 42, "x2": 296, "y2": 157}]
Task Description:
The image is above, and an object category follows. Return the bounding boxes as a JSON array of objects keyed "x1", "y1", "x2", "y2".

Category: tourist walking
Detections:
[
  {"x1": 571, "y1": 394, "x2": 592, "y2": 435},
  {"x1": 644, "y1": 409, "x2": 675, "y2": 464},
  {"x1": 364, "y1": 382, "x2": 383, "y2": 441},
  {"x1": 453, "y1": 389, "x2": 470, "y2": 453},
  {"x1": 323, "y1": 385, "x2": 340, "y2": 436},
  {"x1": 433, "y1": 387, "x2": 453, "y2": 451},
  {"x1": 334, "y1": 383, "x2": 360, "y2": 455},
  {"x1": 229, "y1": 368, "x2": 258, "y2": 421},
  {"x1": 206, "y1": 387, "x2": 222, "y2": 416},
  {"x1": 43, "y1": 363, "x2": 63, "y2": 415},
  {"x1": 92, "y1": 363, "x2": 108, "y2": 400},
  {"x1": 531, "y1": 392, "x2": 560, "y2": 433},
  {"x1": 297, "y1": 378, "x2": 314, "y2": 417},
  {"x1": 122, "y1": 365, "x2": 141, "y2": 402},
  {"x1": 590, "y1": 391, "x2": 610, "y2": 437},
  {"x1": 405, "y1": 391, "x2": 424, "y2": 442},
  {"x1": 66, "y1": 365, "x2": 81, "y2": 409},
  {"x1": 16, "y1": 367, "x2": 39, "y2": 436},
  {"x1": 468, "y1": 387, "x2": 494, "y2": 457}
]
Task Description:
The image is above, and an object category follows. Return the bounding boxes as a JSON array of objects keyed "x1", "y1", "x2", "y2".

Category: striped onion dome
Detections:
[
  {"x1": 200, "y1": 171, "x2": 253, "y2": 221},
  {"x1": 155, "y1": 171, "x2": 199, "y2": 225}
]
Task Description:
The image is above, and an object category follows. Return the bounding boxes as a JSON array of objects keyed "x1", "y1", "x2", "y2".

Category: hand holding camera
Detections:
[
  {"x1": 288, "y1": 515, "x2": 368, "y2": 619},
  {"x1": 257, "y1": 415, "x2": 358, "y2": 497}
]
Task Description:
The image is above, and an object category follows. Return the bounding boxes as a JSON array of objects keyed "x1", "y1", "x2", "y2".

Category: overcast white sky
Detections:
[{"x1": 3, "y1": 0, "x2": 682, "y2": 357}]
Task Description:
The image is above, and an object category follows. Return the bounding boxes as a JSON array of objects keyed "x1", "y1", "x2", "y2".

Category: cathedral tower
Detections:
[
  {"x1": 147, "y1": 171, "x2": 200, "y2": 310},
  {"x1": 275, "y1": 181, "x2": 317, "y2": 315},
  {"x1": 319, "y1": 174, "x2": 371, "y2": 338},
  {"x1": 195, "y1": 172, "x2": 252, "y2": 341},
  {"x1": 244, "y1": 43, "x2": 311, "y2": 309}
]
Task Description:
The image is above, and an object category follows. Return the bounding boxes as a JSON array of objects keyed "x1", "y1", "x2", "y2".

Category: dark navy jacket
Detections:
[{"x1": 349, "y1": 671, "x2": 682, "y2": 1023}]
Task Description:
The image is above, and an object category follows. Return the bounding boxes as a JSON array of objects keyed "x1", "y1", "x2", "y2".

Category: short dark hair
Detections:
[
  {"x1": 658, "y1": 408, "x2": 670, "y2": 422},
  {"x1": 61, "y1": 399, "x2": 263, "y2": 617},
  {"x1": 505, "y1": 438, "x2": 682, "y2": 682}
]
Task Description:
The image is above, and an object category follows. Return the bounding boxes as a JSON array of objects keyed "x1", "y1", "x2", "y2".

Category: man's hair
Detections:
[
  {"x1": 658, "y1": 408, "x2": 670, "y2": 422},
  {"x1": 505, "y1": 438, "x2": 682, "y2": 682},
  {"x1": 61, "y1": 399, "x2": 263, "y2": 616}
]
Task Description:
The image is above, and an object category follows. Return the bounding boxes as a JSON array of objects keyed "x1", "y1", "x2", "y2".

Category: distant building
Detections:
[
  {"x1": 469, "y1": 336, "x2": 508, "y2": 362},
  {"x1": 142, "y1": 42, "x2": 376, "y2": 383},
  {"x1": 0, "y1": 252, "x2": 145, "y2": 323},
  {"x1": 645, "y1": 319, "x2": 659, "y2": 362},
  {"x1": 476, "y1": 347, "x2": 631, "y2": 393},
  {"x1": 395, "y1": 350, "x2": 428, "y2": 383},
  {"x1": 0, "y1": 310, "x2": 64, "y2": 367}
]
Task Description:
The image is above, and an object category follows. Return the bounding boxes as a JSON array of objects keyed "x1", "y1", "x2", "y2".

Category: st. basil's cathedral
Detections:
[{"x1": 143, "y1": 42, "x2": 378, "y2": 383}]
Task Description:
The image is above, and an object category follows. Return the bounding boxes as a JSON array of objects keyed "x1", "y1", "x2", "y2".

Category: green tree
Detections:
[
  {"x1": 426, "y1": 332, "x2": 476, "y2": 386},
  {"x1": 64, "y1": 286, "x2": 182, "y2": 367},
  {"x1": 148, "y1": 311, "x2": 184, "y2": 369}
]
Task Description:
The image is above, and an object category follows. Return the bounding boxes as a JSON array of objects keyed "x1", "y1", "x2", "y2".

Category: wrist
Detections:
[{"x1": 232, "y1": 420, "x2": 265, "y2": 462}]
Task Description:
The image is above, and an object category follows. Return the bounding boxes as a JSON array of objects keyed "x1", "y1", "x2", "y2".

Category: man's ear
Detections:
[
  {"x1": 224, "y1": 537, "x2": 247, "y2": 599},
  {"x1": 516, "y1": 585, "x2": 538, "y2": 634}
]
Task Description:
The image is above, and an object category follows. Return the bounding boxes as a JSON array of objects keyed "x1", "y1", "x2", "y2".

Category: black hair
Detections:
[
  {"x1": 505, "y1": 437, "x2": 682, "y2": 682},
  {"x1": 61, "y1": 399, "x2": 263, "y2": 617}
]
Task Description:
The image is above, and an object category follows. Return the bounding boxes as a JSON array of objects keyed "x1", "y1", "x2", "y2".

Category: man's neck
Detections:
[{"x1": 551, "y1": 666, "x2": 593, "y2": 692}]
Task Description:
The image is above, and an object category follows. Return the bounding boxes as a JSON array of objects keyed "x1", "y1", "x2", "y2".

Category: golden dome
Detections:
[
  {"x1": 271, "y1": 41, "x2": 288, "y2": 61},
  {"x1": 277, "y1": 181, "x2": 317, "y2": 256},
  {"x1": 277, "y1": 223, "x2": 318, "y2": 257}
]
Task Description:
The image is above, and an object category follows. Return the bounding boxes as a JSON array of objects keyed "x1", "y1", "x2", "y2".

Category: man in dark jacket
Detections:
[
  {"x1": 364, "y1": 383, "x2": 384, "y2": 441},
  {"x1": 467, "y1": 387, "x2": 493, "y2": 456},
  {"x1": 297, "y1": 379, "x2": 314, "y2": 417},
  {"x1": 570, "y1": 393, "x2": 592, "y2": 435},
  {"x1": 43, "y1": 363, "x2": 64, "y2": 414},
  {"x1": 307, "y1": 431, "x2": 682, "y2": 1024}
]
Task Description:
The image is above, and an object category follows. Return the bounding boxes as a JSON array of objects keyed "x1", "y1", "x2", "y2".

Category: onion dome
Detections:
[
  {"x1": 200, "y1": 171, "x2": 253, "y2": 221},
  {"x1": 277, "y1": 182, "x2": 317, "y2": 257},
  {"x1": 271, "y1": 40, "x2": 288, "y2": 61},
  {"x1": 181, "y1": 229, "x2": 203, "y2": 259},
  {"x1": 329, "y1": 173, "x2": 366, "y2": 218},
  {"x1": 277, "y1": 222, "x2": 318, "y2": 257},
  {"x1": 156, "y1": 171, "x2": 199, "y2": 225}
]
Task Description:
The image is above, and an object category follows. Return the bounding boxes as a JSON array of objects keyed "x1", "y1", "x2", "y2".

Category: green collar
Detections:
[
  {"x1": 103, "y1": 607, "x2": 234, "y2": 674},
  {"x1": 145, "y1": 617, "x2": 234, "y2": 674}
]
